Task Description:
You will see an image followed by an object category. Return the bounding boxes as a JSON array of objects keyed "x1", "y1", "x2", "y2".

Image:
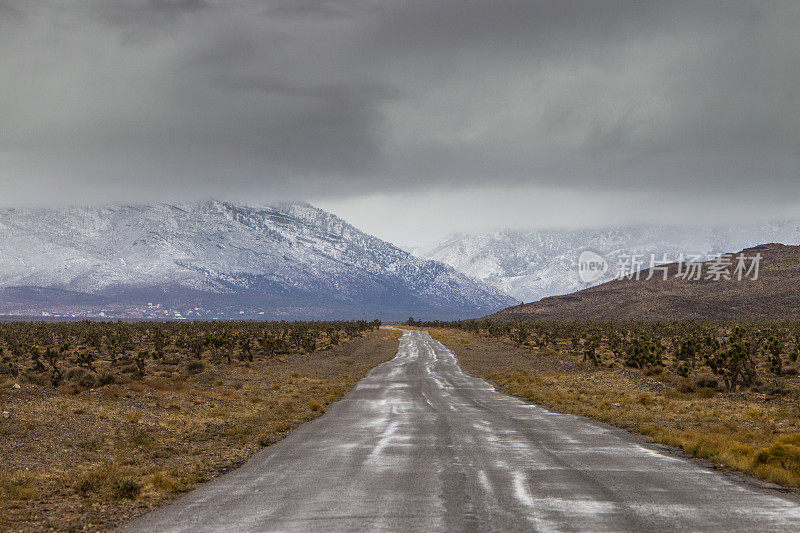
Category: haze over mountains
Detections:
[
  {"x1": 0, "y1": 201, "x2": 515, "y2": 320},
  {"x1": 2, "y1": 200, "x2": 799, "y2": 322},
  {"x1": 412, "y1": 223, "x2": 800, "y2": 303},
  {"x1": 491, "y1": 243, "x2": 800, "y2": 322}
]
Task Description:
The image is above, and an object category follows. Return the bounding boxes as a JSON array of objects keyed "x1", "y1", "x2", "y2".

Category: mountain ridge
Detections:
[
  {"x1": 488, "y1": 243, "x2": 800, "y2": 322},
  {"x1": 412, "y1": 223, "x2": 800, "y2": 303},
  {"x1": 0, "y1": 201, "x2": 516, "y2": 320}
]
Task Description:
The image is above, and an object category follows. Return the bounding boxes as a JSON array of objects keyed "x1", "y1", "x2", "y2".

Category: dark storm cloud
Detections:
[
  {"x1": 99, "y1": 0, "x2": 209, "y2": 26},
  {"x1": 265, "y1": 0, "x2": 360, "y2": 18},
  {"x1": 357, "y1": 0, "x2": 798, "y2": 191},
  {"x1": 0, "y1": 0, "x2": 798, "y2": 209},
  {"x1": 0, "y1": 0, "x2": 22, "y2": 19}
]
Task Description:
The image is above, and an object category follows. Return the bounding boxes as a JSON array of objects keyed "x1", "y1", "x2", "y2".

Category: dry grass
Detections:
[
  {"x1": 428, "y1": 327, "x2": 800, "y2": 489},
  {"x1": 0, "y1": 329, "x2": 400, "y2": 532}
]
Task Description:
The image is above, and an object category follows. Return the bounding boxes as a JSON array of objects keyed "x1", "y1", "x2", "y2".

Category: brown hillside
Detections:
[{"x1": 490, "y1": 243, "x2": 800, "y2": 321}]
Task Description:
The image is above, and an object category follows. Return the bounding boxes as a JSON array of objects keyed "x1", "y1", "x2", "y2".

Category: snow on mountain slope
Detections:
[
  {"x1": 0, "y1": 201, "x2": 516, "y2": 320},
  {"x1": 412, "y1": 222, "x2": 800, "y2": 303}
]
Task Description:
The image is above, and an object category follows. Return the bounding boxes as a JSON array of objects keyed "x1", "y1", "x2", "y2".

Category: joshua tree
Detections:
[
  {"x1": 29, "y1": 346, "x2": 46, "y2": 373},
  {"x1": 76, "y1": 350, "x2": 97, "y2": 372},
  {"x1": 624, "y1": 336, "x2": 661, "y2": 369},
  {"x1": 766, "y1": 336, "x2": 784, "y2": 376},
  {"x1": 676, "y1": 338, "x2": 698, "y2": 370},
  {"x1": 135, "y1": 350, "x2": 148, "y2": 377},
  {"x1": 45, "y1": 346, "x2": 62, "y2": 386},
  {"x1": 239, "y1": 337, "x2": 253, "y2": 362},
  {"x1": 301, "y1": 334, "x2": 317, "y2": 354},
  {"x1": 583, "y1": 334, "x2": 602, "y2": 366},
  {"x1": 705, "y1": 330, "x2": 760, "y2": 391},
  {"x1": 327, "y1": 327, "x2": 340, "y2": 346},
  {"x1": 512, "y1": 325, "x2": 529, "y2": 347},
  {"x1": 189, "y1": 336, "x2": 205, "y2": 359},
  {"x1": 221, "y1": 334, "x2": 235, "y2": 364}
]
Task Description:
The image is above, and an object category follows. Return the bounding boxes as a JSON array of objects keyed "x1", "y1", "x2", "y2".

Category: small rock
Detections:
[
  {"x1": 12, "y1": 383, "x2": 21, "y2": 389},
  {"x1": 2, "y1": 410, "x2": 10, "y2": 419}
]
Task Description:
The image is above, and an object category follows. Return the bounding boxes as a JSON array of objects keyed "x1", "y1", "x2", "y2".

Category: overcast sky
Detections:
[{"x1": 1, "y1": 1, "x2": 799, "y2": 245}]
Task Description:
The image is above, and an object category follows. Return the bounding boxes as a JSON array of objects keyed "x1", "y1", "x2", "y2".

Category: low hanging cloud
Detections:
[{"x1": 0, "y1": 1, "x2": 798, "y2": 213}]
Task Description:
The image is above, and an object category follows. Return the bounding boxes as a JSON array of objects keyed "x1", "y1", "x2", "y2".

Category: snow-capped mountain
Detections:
[
  {"x1": 412, "y1": 222, "x2": 800, "y2": 303},
  {"x1": 0, "y1": 201, "x2": 516, "y2": 320}
]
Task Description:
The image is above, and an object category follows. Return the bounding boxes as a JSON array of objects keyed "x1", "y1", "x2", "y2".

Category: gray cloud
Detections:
[
  {"x1": 0, "y1": 0, "x2": 23, "y2": 20},
  {"x1": 265, "y1": 0, "x2": 360, "y2": 18},
  {"x1": 0, "y1": 0, "x2": 798, "y2": 228},
  {"x1": 98, "y1": 0, "x2": 209, "y2": 27}
]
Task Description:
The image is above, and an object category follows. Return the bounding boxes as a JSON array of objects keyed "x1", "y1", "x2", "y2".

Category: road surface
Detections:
[{"x1": 123, "y1": 329, "x2": 800, "y2": 532}]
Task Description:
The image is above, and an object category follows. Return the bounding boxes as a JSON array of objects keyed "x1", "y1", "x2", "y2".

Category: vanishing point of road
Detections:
[{"x1": 123, "y1": 329, "x2": 800, "y2": 532}]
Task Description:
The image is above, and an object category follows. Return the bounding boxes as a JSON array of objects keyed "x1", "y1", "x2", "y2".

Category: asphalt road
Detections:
[{"x1": 123, "y1": 329, "x2": 800, "y2": 532}]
